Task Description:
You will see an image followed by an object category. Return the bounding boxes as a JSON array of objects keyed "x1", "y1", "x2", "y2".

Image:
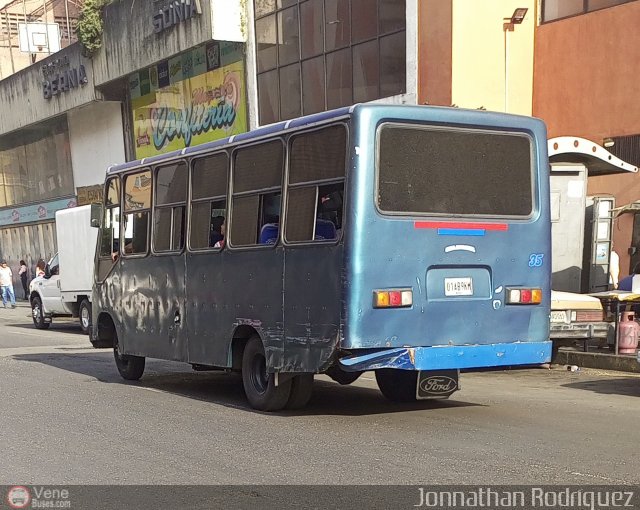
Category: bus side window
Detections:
[
  {"x1": 189, "y1": 153, "x2": 229, "y2": 250},
  {"x1": 153, "y1": 162, "x2": 187, "y2": 253},
  {"x1": 123, "y1": 170, "x2": 151, "y2": 257},
  {"x1": 100, "y1": 177, "x2": 120, "y2": 260},
  {"x1": 285, "y1": 124, "x2": 347, "y2": 243},
  {"x1": 231, "y1": 140, "x2": 284, "y2": 247}
]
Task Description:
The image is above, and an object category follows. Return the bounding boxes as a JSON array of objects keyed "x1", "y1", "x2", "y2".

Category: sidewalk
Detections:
[
  {"x1": 554, "y1": 338, "x2": 640, "y2": 373},
  {"x1": 0, "y1": 299, "x2": 32, "y2": 322}
]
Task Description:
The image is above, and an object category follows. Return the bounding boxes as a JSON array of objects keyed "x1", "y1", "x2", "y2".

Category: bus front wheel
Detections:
[
  {"x1": 242, "y1": 336, "x2": 292, "y2": 411},
  {"x1": 114, "y1": 336, "x2": 145, "y2": 381},
  {"x1": 375, "y1": 369, "x2": 417, "y2": 402}
]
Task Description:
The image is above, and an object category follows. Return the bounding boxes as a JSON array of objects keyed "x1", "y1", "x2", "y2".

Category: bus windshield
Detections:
[{"x1": 377, "y1": 124, "x2": 534, "y2": 217}]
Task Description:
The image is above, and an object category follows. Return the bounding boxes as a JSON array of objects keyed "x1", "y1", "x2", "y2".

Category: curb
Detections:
[{"x1": 553, "y1": 350, "x2": 640, "y2": 374}]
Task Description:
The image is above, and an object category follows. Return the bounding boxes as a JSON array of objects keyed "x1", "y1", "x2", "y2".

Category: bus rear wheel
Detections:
[
  {"x1": 286, "y1": 374, "x2": 314, "y2": 409},
  {"x1": 114, "y1": 336, "x2": 145, "y2": 381},
  {"x1": 375, "y1": 369, "x2": 417, "y2": 402},
  {"x1": 242, "y1": 336, "x2": 292, "y2": 411}
]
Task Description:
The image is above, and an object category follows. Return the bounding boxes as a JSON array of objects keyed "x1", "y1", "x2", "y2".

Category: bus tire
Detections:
[
  {"x1": 114, "y1": 336, "x2": 145, "y2": 381},
  {"x1": 285, "y1": 374, "x2": 314, "y2": 410},
  {"x1": 242, "y1": 336, "x2": 292, "y2": 411},
  {"x1": 375, "y1": 369, "x2": 417, "y2": 402},
  {"x1": 31, "y1": 296, "x2": 50, "y2": 330},
  {"x1": 326, "y1": 365, "x2": 362, "y2": 385},
  {"x1": 79, "y1": 299, "x2": 92, "y2": 336}
]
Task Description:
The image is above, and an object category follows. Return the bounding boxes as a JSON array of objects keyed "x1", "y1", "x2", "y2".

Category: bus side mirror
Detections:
[{"x1": 90, "y1": 203, "x2": 103, "y2": 228}]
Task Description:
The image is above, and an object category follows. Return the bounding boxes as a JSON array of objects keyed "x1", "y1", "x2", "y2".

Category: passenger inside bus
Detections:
[{"x1": 209, "y1": 216, "x2": 226, "y2": 248}]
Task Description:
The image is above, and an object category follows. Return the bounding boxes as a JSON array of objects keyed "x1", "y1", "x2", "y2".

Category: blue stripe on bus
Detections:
[
  {"x1": 437, "y1": 228, "x2": 486, "y2": 236},
  {"x1": 338, "y1": 341, "x2": 552, "y2": 372}
]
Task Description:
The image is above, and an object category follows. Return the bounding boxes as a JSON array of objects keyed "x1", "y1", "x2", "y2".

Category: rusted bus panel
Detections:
[
  {"x1": 118, "y1": 255, "x2": 187, "y2": 362},
  {"x1": 281, "y1": 244, "x2": 344, "y2": 373}
]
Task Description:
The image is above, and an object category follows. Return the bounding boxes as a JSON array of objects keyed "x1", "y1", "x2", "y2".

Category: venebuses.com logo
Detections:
[{"x1": 6, "y1": 486, "x2": 30, "y2": 509}]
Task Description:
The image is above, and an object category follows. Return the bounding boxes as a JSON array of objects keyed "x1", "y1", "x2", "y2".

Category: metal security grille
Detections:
[{"x1": 608, "y1": 134, "x2": 640, "y2": 168}]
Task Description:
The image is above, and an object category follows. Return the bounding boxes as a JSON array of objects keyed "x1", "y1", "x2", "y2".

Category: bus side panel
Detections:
[
  {"x1": 281, "y1": 244, "x2": 343, "y2": 373},
  {"x1": 185, "y1": 249, "x2": 285, "y2": 370},
  {"x1": 119, "y1": 255, "x2": 187, "y2": 361}
]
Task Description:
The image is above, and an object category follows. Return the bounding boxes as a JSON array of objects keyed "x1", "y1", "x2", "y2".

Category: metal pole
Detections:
[
  {"x1": 21, "y1": 0, "x2": 32, "y2": 63},
  {"x1": 3, "y1": 7, "x2": 16, "y2": 74},
  {"x1": 42, "y1": 0, "x2": 50, "y2": 55},
  {"x1": 63, "y1": 0, "x2": 70, "y2": 44}
]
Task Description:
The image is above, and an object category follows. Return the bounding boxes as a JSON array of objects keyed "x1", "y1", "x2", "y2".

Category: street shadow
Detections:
[
  {"x1": 562, "y1": 378, "x2": 640, "y2": 397},
  {"x1": 13, "y1": 351, "x2": 482, "y2": 417},
  {"x1": 6, "y1": 322, "x2": 86, "y2": 335}
]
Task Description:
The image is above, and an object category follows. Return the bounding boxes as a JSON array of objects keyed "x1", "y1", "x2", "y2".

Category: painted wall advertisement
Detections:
[
  {"x1": 0, "y1": 196, "x2": 77, "y2": 227},
  {"x1": 130, "y1": 42, "x2": 247, "y2": 160}
]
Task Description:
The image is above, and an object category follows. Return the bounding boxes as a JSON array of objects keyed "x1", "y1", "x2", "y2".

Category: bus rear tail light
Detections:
[
  {"x1": 506, "y1": 288, "x2": 542, "y2": 305},
  {"x1": 374, "y1": 289, "x2": 413, "y2": 308}
]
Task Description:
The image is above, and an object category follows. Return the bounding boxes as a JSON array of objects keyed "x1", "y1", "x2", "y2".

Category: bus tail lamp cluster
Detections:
[
  {"x1": 373, "y1": 289, "x2": 413, "y2": 308},
  {"x1": 505, "y1": 288, "x2": 542, "y2": 305}
]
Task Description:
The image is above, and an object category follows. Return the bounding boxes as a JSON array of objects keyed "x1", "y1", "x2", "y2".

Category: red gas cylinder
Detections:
[{"x1": 617, "y1": 312, "x2": 640, "y2": 354}]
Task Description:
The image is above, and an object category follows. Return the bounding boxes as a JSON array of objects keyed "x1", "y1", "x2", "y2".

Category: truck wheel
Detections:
[
  {"x1": 31, "y1": 296, "x2": 50, "y2": 330},
  {"x1": 326, "y1": 365, "x2": 363, "y2": 385},
  {"x1": 114, "y1": 336, "x2": 145, "y2": 381},
  {"x1": 285, "y1": 374, "x2": 314, "y2": 410},
  {"x1": 79, "y1": 299, "x2": 92, "y2": 336},
  {"x1": 375, "y1": 369, "x2": 417, "y2": 402},
  {"x1": 242, "y1": 335, "x2": 292, "y2": 411}
]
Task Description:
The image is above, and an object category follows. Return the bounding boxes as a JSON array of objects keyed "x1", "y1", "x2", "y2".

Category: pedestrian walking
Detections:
[
  {"x1": 0, "y1": 260, "x2": 16, "y2": 308},
  {"x1": 18, "y1": 260, "x2": 29, "y2": 301}
]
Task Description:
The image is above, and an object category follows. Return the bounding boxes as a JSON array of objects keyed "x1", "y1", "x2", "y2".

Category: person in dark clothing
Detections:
[
  {"x1": 18, "y1": 260, "x2": 28, "y2": 300},
  {"x1": 209, "y1": 216, "x2": 226, "y2": 247}
]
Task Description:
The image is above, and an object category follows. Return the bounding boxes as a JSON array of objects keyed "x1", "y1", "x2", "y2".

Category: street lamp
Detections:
[{"x1": 503, "y1": 7, "x2": 528, "y2": 112}]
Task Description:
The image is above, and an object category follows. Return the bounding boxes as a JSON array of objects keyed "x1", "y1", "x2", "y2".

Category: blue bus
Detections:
[{"x1": 90, "y1": 104, "x2": 552, "y2": 411}]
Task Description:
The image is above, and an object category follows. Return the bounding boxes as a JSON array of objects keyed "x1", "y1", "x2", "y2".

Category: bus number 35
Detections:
[{"x1": 528, "y1": 254, "x2": 544, "y2": 268}]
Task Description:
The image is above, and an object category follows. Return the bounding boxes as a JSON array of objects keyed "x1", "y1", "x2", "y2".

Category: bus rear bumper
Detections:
[{"x1": 338, "y1": 341, "x2": 552, "y2": 372}]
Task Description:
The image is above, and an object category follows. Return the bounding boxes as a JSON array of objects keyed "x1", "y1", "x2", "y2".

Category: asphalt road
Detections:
[{"x1": 1, "y1": 302, "x2": 639, "y2": 486}]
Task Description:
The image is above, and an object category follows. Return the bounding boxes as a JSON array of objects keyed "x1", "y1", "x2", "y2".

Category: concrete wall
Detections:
[
  {"x1": 533, "y1": 1, "x2": 640, "y2": 274},
  {"x1": 68, "y1": 101, "x2": 126, "y2": 189},
  {"x1": 418, "y1": 0, "x2": 452, "y2": 107},
  {"x1": 451, "y1": 0, "x2": 535, "y2": 114},
  {"x1": 0, "y1": 43, "x2": 97, "y2": 135}
]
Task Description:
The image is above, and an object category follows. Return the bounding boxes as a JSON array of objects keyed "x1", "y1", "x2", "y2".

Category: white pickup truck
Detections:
[{"x1": 29, "y1": 205, "x2": 98, "y2": 334}]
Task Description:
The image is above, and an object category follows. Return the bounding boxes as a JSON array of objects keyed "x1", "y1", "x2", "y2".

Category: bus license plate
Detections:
[{"x1": 444, "y1": 277, "x2": 473, "y2": 296}]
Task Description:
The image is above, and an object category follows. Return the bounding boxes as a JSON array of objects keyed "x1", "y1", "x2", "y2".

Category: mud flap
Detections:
[{"x1": 416, "y1": 370, "x2": 460, "y2": 399}]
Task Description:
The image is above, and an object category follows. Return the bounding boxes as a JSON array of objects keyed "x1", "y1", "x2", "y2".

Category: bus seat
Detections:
[
  {"x1": 259, "y1": 223, "x2": 279, "y2": 244},
  {"x1": 315, "y1": 219, "x2": 337, "y2": 240}
]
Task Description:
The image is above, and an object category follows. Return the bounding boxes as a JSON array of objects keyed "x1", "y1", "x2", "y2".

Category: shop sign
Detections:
[
  {"x1": 77, "y1": 185, "x2": 104, "y2": 206},
  {"x1": 41, "y1": 55, "x2": 88, "y2": 100},
  {"x1": 0, "y1": 197, "x2": 77, "y2": 227},
  {"x1": 153, "y1": 0, "x2": 202, "y2": 34}
]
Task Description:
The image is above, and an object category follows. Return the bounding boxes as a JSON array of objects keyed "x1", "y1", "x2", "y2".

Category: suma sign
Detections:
[{"x1": 153, "y1": 0, "x2": 202, "y2": 34}]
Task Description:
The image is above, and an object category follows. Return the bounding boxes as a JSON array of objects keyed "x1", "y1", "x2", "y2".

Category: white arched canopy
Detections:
[{"x1": 548, "y1": 136, "x2": 638, "y2": 176}]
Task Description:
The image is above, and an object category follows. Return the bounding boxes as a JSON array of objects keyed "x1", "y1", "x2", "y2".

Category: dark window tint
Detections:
[
  {"x1": 231, "y1": 195, "x2": 260, "y2": 246},
  {"x1": 234, "y1": 141, "x2": 284, "y2": 192},
  {"x1": 286, "y1": 187, "x2": 317, "y2": 242},
  {"x1": 99, "y1": 206, "x2": 120, "y2": 258},
  {"x1": 324, "y1": 0, "x2": 350, "y2": 51},
  {"x1": 300, "y1": 0, "x2": 324, "y2": 58},
  {"x1": 377, "y1": 125, "x2": 533, "y2": 217},
  {"x1": 258, "y1": 70, "x2": 280, "y2": 125},
  {"x1": 289, "y1": 125, "x2": 347, "y2": 184},
  {"x1": 191, "y1": 154, "x2": 229, "y2": 200},
  {"x1": 279, "y1": 64, "x2": 301, "y2": 120},
  {"x1": 277, "y1": 7, "x2": 299, "y2": 66},
  {"x1": 380, "y1": 32, "x2": 405, "y2": 97},
  {"x1": 379, "y1": 0, "x2": 405, "y2": 33},
  {"x1": 256, "y1": 15, "x2": 277, "y2": 72},
  {"x1": 156, "y1": 163, "x2": 187, "y2": 205},
  {"x1": 352, "y1": 0, "x2": 378, "y2": 42},
  {"x1": 353, "y1": 40, "x2": 379, "y2": 102},
  {"x1": 154, "y1": 207, "x2": 185, "y2": 252},
  {"x1": 326, "y1": 48, "x2": 352, "y2": 109},
  {"x1": 302, "y1": 56, "x2": 326, "y2": 115},
  {"x1": 285, "y1": 183, "x2": 343, "y2": 243}
]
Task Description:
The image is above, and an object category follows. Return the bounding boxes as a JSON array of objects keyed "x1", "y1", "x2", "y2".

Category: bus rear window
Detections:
[{"x1": 377, "y1": 124, "x2": 533, "y2": 217}]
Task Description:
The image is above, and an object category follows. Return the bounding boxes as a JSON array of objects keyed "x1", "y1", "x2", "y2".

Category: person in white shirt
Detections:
[
  {"x1": 0, "y1": 260, "x2": 16, "y2": 308},
  {"x1": 610, "y1": 249, "x2": 620, "y2": 290}
]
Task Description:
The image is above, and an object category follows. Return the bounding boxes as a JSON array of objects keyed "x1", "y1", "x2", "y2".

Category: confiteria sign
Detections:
[{"x1": 153, "y1": 0, "x2": 202, "y2": 34}]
